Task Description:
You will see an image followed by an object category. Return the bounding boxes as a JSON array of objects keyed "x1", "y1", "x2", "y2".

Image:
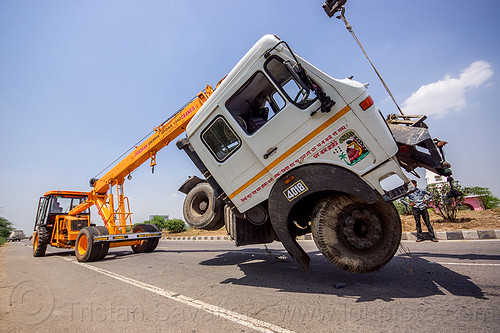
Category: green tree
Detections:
[
  {"x1": 164, "y1": 219, "x2": 186, "y2": 233},
  {"x1": 426, "y1": 181, "x2": 464, "y2": 222},
  {"x1": 1, "y1": 216, "x2": 15, "y2": 244},
  {"x1": 0, "y1": 216, "x2": 14, "y2": 238},
  {"x1": 462, "y1": 186, "x2": 500, "y2": 209},
  {"x1": 143, "y1": 215, "x2": 169, "y2": 230}
]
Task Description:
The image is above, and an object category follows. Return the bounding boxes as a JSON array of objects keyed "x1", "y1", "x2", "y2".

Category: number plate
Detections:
[{"x1": 283, "y1": 180, "x2": 309, "y2": 202}]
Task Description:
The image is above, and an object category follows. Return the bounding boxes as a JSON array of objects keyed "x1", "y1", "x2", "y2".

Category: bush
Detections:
[
  {"x1": 142, "y1": 216, "x2": 186, "y2": 233},
  {"x1": 144, "y1": 216, "x2": 168, "y2": 230},
  {"x1": 0, "y1": 236, "x2": 6, "y2": 245},
  {"x1": 394, "y1": 200, "x2": 412, "y2": 215},
  {"x1": 426, "y1": 181, "x2": 464, "y2": 222},
  {"x1": 165, "y1": 219, "x2": 186, "y2": 233}
]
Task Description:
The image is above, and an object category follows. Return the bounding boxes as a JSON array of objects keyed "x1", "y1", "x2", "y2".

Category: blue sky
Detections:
[{"x1": 1, "y1": 1, "x2": 499, "y2": 233}]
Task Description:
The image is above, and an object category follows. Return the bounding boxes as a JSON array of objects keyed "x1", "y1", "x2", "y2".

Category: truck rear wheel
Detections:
[
  {"x1": 75, "y1": 227, "x2": 100, "y2": 262},
  {"x1": 183, "y1": 182, "x2": 224, "y2": 230},
  {"x1": 33, "y1": 226, "x2": 49, "y2": 257},
  {"x1": 95, "y1": 226, "x2": 110, "y2": 261},
  {"x1": 311, "y1": 193, "x2": 401, "y2": 273}
]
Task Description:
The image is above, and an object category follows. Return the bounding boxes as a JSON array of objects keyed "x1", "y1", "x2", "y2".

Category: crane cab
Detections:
[
  {"x1": 33, "y1": 191, "x2": 91, "y2": 250},
  {"x1": 33, "y1": 190, "x2": 162, "y2": 261}
]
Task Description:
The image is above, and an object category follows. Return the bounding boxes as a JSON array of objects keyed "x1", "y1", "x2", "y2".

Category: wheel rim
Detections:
[
  {"x1": 191, "y1": 193, "x2": 209, "y2": 216},
  {"x1": 132, "y1": 226, "x2": 146, "y2": 249},
  {"x1": 33, "y1": 233, "x2": 39, "y2": 251},
  {"x1": 338, "y1": 206, "x2": 383, "y2": 252},
  {"x1": 77, "y1": 234, "x2": 88, "y2": 255}
]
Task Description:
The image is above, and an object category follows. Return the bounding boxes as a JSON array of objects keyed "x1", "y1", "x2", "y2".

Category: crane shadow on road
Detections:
[
  {"x1": 198, "y1": 247, "x2": 490, "y2": 302},
  {"x1": 44, "y1": 250, "x2": 74, "y2": 257}
]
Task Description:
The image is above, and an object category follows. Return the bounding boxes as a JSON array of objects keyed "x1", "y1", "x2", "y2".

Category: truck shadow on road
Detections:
[{"x1": 199, "y1": 248, "x2": 490, "y2": 302}]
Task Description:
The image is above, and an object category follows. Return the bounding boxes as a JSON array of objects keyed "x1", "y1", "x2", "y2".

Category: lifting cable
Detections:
[
  {"x1": 92, "y1": 129, "x2": 155, "y2": 180},
  {"x1": 334, "y1": 5, "x2": 404, "y2": 115},
  {"x1": 92, "y1": 90, "x2": 207, "y2": 180}
]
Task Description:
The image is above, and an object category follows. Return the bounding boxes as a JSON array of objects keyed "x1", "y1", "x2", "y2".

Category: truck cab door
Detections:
[
  {"x1": 35, "y1": 196, "x2": 50, "y2": 228},
  {"x1": 195, "y1": 55, "x2": 347, "y2": 213},
  {"x1": 221, "y1": 56, "x2": 344, "y2": 211}
]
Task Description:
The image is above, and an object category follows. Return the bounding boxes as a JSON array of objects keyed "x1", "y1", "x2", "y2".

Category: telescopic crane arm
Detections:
[{"x1": 68, "y1": 85, "x2": 215, "y2": 232}]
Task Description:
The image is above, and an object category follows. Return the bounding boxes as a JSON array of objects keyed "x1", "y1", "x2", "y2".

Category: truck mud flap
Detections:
[{"x1": 268, "y1": 164, "x2": 380, "y2": 272}]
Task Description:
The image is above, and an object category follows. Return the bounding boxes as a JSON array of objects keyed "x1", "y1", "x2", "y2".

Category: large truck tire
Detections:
[
  {"x1": 33, "y1": 226, "x2": 49, "y2": 257},
  {"x1": 183, "y1": 182, "x2": 224, "y2": 230},
  {"x1": 95, "y1": 226, "x2": 110, "y2": 261},
  {"x1": 311, "y1": 193, "x2": 401, "y2": 273},
  {"x1": 75, "y1": 227, "x2": 100, "y2": 262}
]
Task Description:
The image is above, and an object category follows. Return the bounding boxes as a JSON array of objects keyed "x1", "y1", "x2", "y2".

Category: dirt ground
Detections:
[
  {"x1": 164, "y1": 208, "x2": 500, "y2": 237},
  {"x1": 400, "y1": 208, "x2": 500, "y2": 232}
]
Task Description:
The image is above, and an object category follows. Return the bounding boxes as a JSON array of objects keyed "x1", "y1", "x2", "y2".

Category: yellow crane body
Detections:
[{"x1": 33, "y1": 85, "x2": 216, "y2": 262}]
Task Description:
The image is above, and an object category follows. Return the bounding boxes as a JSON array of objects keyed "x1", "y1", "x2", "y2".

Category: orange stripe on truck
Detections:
[{"x1": 228, "y1": 105, "x2": 351, "y2": 200}]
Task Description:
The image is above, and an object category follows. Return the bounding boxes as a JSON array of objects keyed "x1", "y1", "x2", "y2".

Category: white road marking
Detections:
[
  {"x1": 432, "y1": 262, "x2": 500, "y2": 267},
  {"x1": 401, "y1": 239, "x2": 500, "y2": 243},
  {"x1": 62, "y1": 257, "x2": 295, "y2": 333}
]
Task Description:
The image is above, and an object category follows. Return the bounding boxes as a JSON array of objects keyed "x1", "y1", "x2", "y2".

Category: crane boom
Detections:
[{"x1": 68, "y1": 85, "x2": 215, "y2": 232}]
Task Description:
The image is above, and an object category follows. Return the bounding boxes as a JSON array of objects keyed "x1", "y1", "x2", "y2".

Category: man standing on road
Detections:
[{"x1": 405, "y1": 180, "x2": 438, "y2": 242}]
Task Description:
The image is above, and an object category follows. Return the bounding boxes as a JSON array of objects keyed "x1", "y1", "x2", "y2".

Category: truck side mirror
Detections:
[{"x1": 283, "y1": 61, "x2": 310, "y2": 90}]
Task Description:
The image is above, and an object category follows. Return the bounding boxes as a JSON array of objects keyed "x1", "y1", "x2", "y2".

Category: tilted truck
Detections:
[{"x1": 33, "y1": 3, "x2": 454, "y2": 273}]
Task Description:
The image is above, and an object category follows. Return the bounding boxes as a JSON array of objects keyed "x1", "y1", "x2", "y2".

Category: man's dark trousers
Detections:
[{"x1": 413, "y1": 207, "x2": 436, "y2": 239}]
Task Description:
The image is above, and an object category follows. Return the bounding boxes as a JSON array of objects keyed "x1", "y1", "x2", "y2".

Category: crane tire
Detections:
[
  {"x1": 94, "y1": 226, "x2": 110, "y2": 261},
  {"x1": 183, "y1": 182, "x2": 223, "y2": 230},
  {"x1": 311, "y1": 193, "x2": 401, "y2": 273},
  {"x1": 75, "y1": 227, "x2": 100, "y2": 262},
  {"x1": 33, "y1": 226, "x2": 49, "y2": 257},
  {"x1": 131, "y1": 224, "x2": 150, "y2": 253},
  {"x1": 143, "y1": 224, "x2": 160, "y2": 252}
]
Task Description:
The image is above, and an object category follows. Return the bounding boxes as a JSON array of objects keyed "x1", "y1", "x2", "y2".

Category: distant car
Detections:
[{"x1": 7, "y1": 230, "x2": 26, "y2": 242}]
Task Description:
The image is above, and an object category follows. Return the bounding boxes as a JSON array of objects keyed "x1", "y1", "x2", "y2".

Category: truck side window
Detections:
[
  {"x1": 265, "y1": 57, "x2": 317, "y2": 108},
  {"x1": 226, "y1": 71, "x2": 285, "y2": 135},
  {"x1": 201, "y1": 117, "x2": 241, "y2": 162}
]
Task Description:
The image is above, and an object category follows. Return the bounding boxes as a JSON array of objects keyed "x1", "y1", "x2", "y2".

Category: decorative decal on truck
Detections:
[
  {"x1": 283, "y1": 180, "x2": 308, "y2": 202},
  {"x1": 337, "y1": 130, "x2": 370, "y2": 166}
]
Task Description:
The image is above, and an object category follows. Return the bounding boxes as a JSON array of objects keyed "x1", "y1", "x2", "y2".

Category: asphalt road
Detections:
[{"x1": 1, "y1": 239, "x2": 499, "y2": 333}]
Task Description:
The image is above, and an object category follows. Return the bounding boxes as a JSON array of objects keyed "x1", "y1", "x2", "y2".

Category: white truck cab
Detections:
[{"x1": 177, "y1": 35, "x2": 451, "y2": 273}]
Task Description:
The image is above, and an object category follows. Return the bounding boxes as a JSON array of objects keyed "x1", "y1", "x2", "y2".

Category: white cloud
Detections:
[{"x1": 402, "y1": 61, "x2": 493, "y2": 117}]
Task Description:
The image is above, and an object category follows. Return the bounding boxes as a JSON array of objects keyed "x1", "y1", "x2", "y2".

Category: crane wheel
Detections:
[
  {"x1": 183, "y1": 182, "x2": 224, "y2": 230},
  {"x1": 131, "y1": 224, "x2": 155, "y2": 254},
  {"x1": 311, "y1": 193, "x2": 401, "y2": 273},
  {"x1": 143, "y1": 224, "x2": 160, "y2": 252},
  {"x1": 95, "y1": 226, "x2": 110, "y2": 261},
  {"x1": 75, "y1": 227, "x2": 100, "y2": 262},
  {"x1": 33, "y1": 226, "x2": 49, "y2": 257}
]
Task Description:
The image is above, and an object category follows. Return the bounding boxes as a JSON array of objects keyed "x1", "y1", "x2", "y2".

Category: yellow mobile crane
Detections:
[{"x1": 33, "y1": 85, "x2": 216, "y2": 262}]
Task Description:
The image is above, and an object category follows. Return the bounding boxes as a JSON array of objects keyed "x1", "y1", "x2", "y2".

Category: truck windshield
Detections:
[{"x1": 50, "y1": 196, "x2": 88, "y2": 214}]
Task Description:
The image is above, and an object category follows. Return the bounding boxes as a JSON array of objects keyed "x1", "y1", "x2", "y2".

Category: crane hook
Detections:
[{"x1": 150, "y1": 151, "x2": 157, "y2": 174}]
